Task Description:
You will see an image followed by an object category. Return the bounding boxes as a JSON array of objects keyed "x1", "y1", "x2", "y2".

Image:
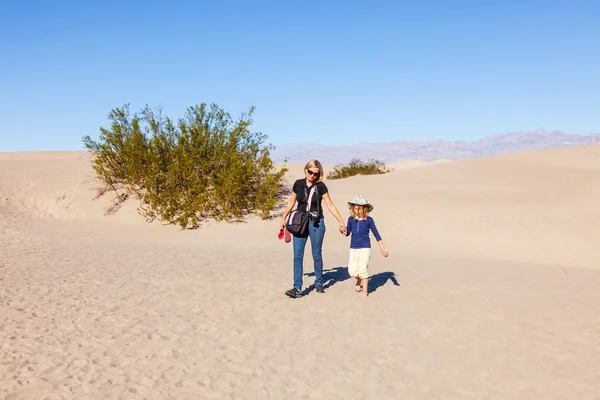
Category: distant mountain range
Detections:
[{"x1": 270, "y1": 129, "x2": 600, "y2": 164}]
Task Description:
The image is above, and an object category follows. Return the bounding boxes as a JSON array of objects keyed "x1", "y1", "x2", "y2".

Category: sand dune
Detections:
[
  {"x1": 331, "y1": 146, "x2": 600, "y2": 269},
  {"x1": 1, "y1": 146, "x2": 599, "y2": 399}
]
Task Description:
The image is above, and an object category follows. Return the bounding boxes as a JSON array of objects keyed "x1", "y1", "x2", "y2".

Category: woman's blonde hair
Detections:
[
  {"x1": 349, "y1": 204, "x2": 370, "y2": 218},
  {"x1": 304, "y1": 159, "x2": 324, "y2": 182}
]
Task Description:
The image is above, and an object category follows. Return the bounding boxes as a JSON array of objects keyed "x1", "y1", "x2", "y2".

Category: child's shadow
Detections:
[
  {"x1": 368, "y1": 271, "x2": 400, "y2": 293},
  {"x1": 303, "y1": 268, "x2": 400, "y2": 295}
]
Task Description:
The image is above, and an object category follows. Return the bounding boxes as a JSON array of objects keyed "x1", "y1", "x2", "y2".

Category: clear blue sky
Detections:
[{"x1": 1, "y1": 0, "x2": 599, "y2": 151}]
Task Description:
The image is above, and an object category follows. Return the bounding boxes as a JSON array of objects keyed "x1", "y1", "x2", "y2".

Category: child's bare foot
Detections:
[
  {"x1": 361, "y1": 293, "x2": 368, "y2": 299},
  {"x1": 354, "y1": 277, "x2": 362, "y2": 292}
]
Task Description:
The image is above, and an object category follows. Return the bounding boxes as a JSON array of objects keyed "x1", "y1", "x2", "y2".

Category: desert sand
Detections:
[{"x1": 1, "y1": 146, "x2": 600, "y2": 399}]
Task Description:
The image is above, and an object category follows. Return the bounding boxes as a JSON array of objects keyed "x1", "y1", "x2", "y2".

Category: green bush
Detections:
[
  {"x1": 327, "y1": 158, "x2": 393, "y2": 180},
  {"x1": 82, "y1": 103, "x2": 287, "y2": 229}
]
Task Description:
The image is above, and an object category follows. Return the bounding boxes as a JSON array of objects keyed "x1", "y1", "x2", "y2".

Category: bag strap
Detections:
[
  {"x1": 314, "y1": 184, "x2": 320, "y2": 216},
  {"x1": 306, "y1": 184, "x2": 317, "y2": 211}
]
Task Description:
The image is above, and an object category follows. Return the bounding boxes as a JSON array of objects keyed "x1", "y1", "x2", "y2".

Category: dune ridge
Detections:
[{"x1": 1, "y1": 146, "x2": 600, "y2": 399}]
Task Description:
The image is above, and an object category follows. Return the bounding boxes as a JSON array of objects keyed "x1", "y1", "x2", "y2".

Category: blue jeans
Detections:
[{"x1": 293, "y1": 217, "x2": 326, "y2": 290}]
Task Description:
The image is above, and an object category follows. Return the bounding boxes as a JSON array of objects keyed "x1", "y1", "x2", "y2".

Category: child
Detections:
[{"x1": 345, "y1": 194, "x2": 389, "y2": 298}]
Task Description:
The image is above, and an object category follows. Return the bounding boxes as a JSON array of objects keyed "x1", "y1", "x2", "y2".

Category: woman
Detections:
[{"x1": 280, "y1": 159, "x2": 347, "y2": 298}]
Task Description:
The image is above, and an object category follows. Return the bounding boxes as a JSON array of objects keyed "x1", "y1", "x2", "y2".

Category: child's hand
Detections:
[{"x1": 381, "y1": 249, "x2": 389, "y2": 257}]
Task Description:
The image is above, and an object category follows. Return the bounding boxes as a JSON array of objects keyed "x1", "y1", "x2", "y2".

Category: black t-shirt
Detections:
[{"x1": 292, "y1": 179, "x2": 328, "y2": 218}]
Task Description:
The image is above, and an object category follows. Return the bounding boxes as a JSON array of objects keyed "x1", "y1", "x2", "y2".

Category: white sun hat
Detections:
[{"x1": 347, "y1": 194, "x2": 373, "y2": 212}]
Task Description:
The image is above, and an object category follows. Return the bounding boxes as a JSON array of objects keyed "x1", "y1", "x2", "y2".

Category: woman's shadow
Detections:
[{"x1": 303, "y1": 267, "x2": 400, "y2": 294}]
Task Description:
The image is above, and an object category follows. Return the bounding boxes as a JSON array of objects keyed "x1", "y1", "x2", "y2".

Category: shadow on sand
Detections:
[
  {"x1": 368, "y1": 271, "x2": 400, "y2": 293},
  {"x1": 303, "y1": 267, "x2": 400, "y2": 295},
  {"x1": 302, "y1": 266, "x2": 350, "y2": 295}
]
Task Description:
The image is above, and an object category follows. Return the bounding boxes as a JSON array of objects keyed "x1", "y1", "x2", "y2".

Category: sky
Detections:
[{"x1": 1, "y1": 0, "x2": 599, "y2": 151}]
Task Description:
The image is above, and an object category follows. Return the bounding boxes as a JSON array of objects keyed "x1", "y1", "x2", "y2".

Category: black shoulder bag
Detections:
[{"x1": 286, "y1": 184, "x2": 318, "y2": 237}]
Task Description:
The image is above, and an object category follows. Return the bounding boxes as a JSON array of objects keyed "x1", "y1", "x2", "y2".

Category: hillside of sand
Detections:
[{"x1": 1, "y1": 146, "x2": 600, "y2": 399}]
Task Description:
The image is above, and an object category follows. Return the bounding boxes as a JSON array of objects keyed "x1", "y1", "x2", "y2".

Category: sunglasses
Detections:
[{"x1": 306, "y1": 170, "x2": 320, "y2": 176}]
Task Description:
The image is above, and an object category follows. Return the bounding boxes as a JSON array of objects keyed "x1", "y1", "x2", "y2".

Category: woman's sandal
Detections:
[{"x1": 354, "y1": 285, "x2": 363, "y2": 292}]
